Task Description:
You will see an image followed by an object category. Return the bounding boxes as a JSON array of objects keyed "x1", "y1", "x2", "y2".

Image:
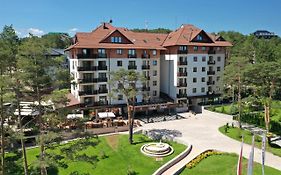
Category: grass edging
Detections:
[{"x1": 152, "y1": 143, "x2": 192, "y2": 175}]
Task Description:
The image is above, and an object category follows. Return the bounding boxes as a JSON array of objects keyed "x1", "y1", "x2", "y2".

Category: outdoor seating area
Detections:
[{"x1": 85, "y1": 116, "x2": 127, "y2": 129}]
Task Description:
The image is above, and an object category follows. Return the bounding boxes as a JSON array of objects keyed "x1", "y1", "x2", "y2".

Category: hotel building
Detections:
[{"x1": 66, "y1": 23, "x2": 231, "y2": 113}]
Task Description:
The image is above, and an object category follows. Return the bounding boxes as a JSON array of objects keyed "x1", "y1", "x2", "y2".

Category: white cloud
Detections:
[
  {"x1": 15, "y1": 30, "x2": 22, "y2": 36},
  {"x1": 69, "y1": 28, "x2": 78, "y2": 32},
  {"x1": 27, "y1": 28, "x2": 45, "y2": 36}
]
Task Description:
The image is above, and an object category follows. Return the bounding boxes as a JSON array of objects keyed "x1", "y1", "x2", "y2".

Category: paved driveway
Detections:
[{"x1": 141, "y1": 109, "x2": 281, "y2": 174}]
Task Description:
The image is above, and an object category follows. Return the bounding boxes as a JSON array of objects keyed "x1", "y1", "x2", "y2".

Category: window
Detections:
[
  {"x1": 193, "y1": 78, "x2": 197, "y2": 83},
  {"x1": 217, "y1": 76, "x2": 220, "y2": 81},
  {"x1": 202, "y1": 46, "x2": 206, "y2": 51},
  {"x1": 192, "y1": 88, "x2": 197, "y2": 93},
  {"x1": 193, "y1": 67, "x2": 197, "y2": 72},
  {"x1": 117, "y1": 60, "x2": 122, "y2": 67},
  {"x1": 82, "y1": 49, "x2": 87, "y2": 55},
  {"x1": 118, "y1": 94, "x2": 123, "y2": 100},
  {"x1": 202, "y1": 56, "x2": 206, "y2": 62},
  {"x1": 153, "y1": 70, "x2": 157, "y2": 76},
  {"x1": 193, "y1": 56, "x2": 198, "y2": 62},
  {"x1": 116, "y1": 49, "x2": 122, "y2": 55},
  {"x1": 201, "y1": 77, "x2": 205, "y2": 82},
  {"x1": 98, "y1": 48, "x2": 106, "y2": 54},
  {"x1": 152, "y1": 50, "x2": 157, "y2": 56},
  {"x1": 217, "y1": 67, "x2": 221, "y2": 72},
  {"x1": 196, "y1": 35, "x2": 203, "y2": 41},
  {"x1": 129, "y1": 60, "x2": 136, "y2": 66},
  {"x1": 152, "y1": 60, "x2": 157, "y2": 66},
  {"x1": 111, "y1": 36, "x2": 122, "y2": 43},
  {"x1": 193, "y1": 46, "x2": 198, "y2": 51},
  {"x1": 179, "y1": 45, "x2": 187, "y2": 51},
  {"x1": 153, "y1": 81, "x2": 157, "y2": 86},
  {"x1": 202, "y1": 67, "x2": 206, "y2": 72},
  {"x1": 153, "y1": 91, "x2": 157, "y2": 96},
  {"x1": 217, "y1": 56, "x2": 221, "y2": 62},
  {"x1": 128, "y1": 49, "x2": 136, "y2": 55},
  {"x1": 217, "y1": 47, "x2": 221, "y2": 51},
  {"x1": 201, "y1": 87, "x2": 205, "y2": 93}
]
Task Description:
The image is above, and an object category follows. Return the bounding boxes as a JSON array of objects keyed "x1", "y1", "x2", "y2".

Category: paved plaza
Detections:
[{"x1": 141, "y1": 109, "x2": 281, "y2": 174}]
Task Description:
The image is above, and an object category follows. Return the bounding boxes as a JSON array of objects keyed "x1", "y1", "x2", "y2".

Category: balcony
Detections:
[
  {"x1": 177, "y1": 61, "x2": 188, "y2": 66},
  {"x1": 97, "y1": 66, "x2": 108, "y2": 70},
  {"x1": 80, "y1": 101, "x2": 108, "y2": 108},
  {"x1": 77, "y1": 66, "x2": 96, "y2": 71},
  {"x1": 128, "y1": 54, "x2": 137, "y2": 58},
  {"x1": 144, "y1": 76, "x2": 150, "y2": 80},
  {"x1": 207, "y1": 81, "x2": 215, "y2": 85},
  {"x1": 177, "y1": 93, "x2": 188, "y2": 98},
  {"x1": 141, "y1": 54, "x2": 150, "y2": 59},
  {"x1": 208, "y1": 50, "x2": 216, "y2": 54},
  {"x1": 207, "y1": 71, "x2": 215, "y2": 75},
  {"x1": 79, "y1": 90, "x2": 98, "y2": 96},
  {"x1": 177, "y1": 83, "x2": 187, "y2": 87},
  {"x1": 177, "y1": 50, "x2": 188, "y2": 54},
  {"x1": 207, "y1": 60, "x2": 216, "y2": 65},
  {"x1": 98, "y1": 89, "x2": 108, "y2": 94},
  {"x1": 177, "y1": 72, "x2": 187, "y2": 76},
  {"x1": 142, "y1": 86, "x2": 150, "y2": 91},
  {"x1": 97, "y1": 53, "x2": 107, "y2": 58},
  {"x1": 77, "y1": 54, "x2": 96, "y2": 59},
  {"x1": 78, "y1": 78, "x2": 95, "y2": 84},
  {"x1": 128, "y1": 65, "x2": 137, "y2": 70},
  {"x1": 142, "y1": 65, "x2": 150, "y2": 70},
  {"x1": 96, "y1": 77, "x2": 108, "y2": 82}
]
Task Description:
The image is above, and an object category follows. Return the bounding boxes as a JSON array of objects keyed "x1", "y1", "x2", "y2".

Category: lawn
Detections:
[
  {"x1": 180, "y1": 153, "x2": 281, "y2": 175},
  {"x1": 6, "y1": 134, "x2": 186, "y2": 175},
  {"x1": 219, "y1": 126, "x2": 281, "y2": 157}
]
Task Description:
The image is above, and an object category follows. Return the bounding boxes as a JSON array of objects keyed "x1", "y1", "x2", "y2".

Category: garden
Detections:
[{"x1": 5, "y1": 134, "x2": 186, "y2": 175}]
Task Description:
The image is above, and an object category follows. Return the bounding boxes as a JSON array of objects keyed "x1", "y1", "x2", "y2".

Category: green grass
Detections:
[
  {"x1": 180, "y1": 153, "x2": 281, "y2": 175},
  {"x1": 211, "y1": 104, "x2": 234, "y2": 114},
  {"x1": 219, "y1": 126, "x2": 281, "y2": 157},
  {"x1": 6, "y1": 134, "x2": 186, "y2": 175}
]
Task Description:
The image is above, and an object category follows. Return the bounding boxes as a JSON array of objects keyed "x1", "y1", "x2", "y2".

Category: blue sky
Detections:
[{"x1": 0, "y1": 0, "x2": 280, "y2": 37}]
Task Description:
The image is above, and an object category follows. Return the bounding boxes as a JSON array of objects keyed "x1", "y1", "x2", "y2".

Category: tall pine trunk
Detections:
[
  {"x1": 127, "y1": 102, "x2": 133, "y2": 144},
  {"x1": 0, "y1": 69, "x2": 5, "y2": 175},
  {"x1": 16, "y1": 89, "x2": 28, "y2": 175}
]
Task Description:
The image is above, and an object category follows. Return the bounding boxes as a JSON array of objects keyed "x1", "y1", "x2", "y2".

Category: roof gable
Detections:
[
  {"x1": 191, "y1": 30, "x2": 214, "y2": 43},
  {"x1": 99, "y1": 29, "x2": 133, "y2": 44}
]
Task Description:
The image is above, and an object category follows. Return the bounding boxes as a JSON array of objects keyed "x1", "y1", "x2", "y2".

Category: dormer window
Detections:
[
  {"x1": 196, "y1": 35, "x2": 203, "y2": 41},
  {"x1": 111, "y1": 37, "x2": 122, "y2": 43}
]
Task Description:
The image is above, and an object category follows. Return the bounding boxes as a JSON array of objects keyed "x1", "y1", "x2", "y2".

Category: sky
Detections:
[{"x1": 0, "y1": 0, "x2": 280, "y2": 37}]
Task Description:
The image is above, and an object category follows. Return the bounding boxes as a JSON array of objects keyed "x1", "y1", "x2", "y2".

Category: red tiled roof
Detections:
[
  {"x1": 66, "y1": 23, "x2": 232, "y2": 51},
  {"x1": 67, "y1": 93, "x2": 80, "y2": 107}
]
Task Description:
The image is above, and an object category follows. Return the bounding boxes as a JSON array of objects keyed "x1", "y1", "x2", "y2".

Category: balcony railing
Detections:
[
  {"x1": 208, "y1": 50, "x2": 216, "y2": 54},
  {"x1": 77, "y1": 54, "x2": 96, "y2": 59},
  {"x1": 207, "y1": 71, "x2": 215, "y2": 75},
  {"x1": 207, "y1": 81, "x2": 215, "y2": 85},
  {"x1": 144, "y1": 76, "x2": 150, "y2": 80},
  {"x1": 97, "y1": 66, "x2": 108, "y2": 70},
  {"x1": 80, "y1": 101, "x2": 108, "y2": 108},
  {"x1": 177, "y1": 83, "x2": 187, "y2": 87},
  {"x1": 207, "y1": 60, "x2": 216, "y2": 65},
  {"x1": 141, "y1": 54, "x2": 150, "y2": 59},
  {"x1": 128, "y1": 65, "x2": 137, "y2": 70},
  {"x1": 77, "y1": 66, "x2": 96, "y2": 71},
  {"x1": 128, "y1": 54, "x2": 137, "y2": 58},
  {"x1": 78, "y1": 90, "x2": 98, "y2": 96},
  {"x1": 177, "y1": 50, "x2": 188, "y2": 54},
  {"x1": 141, "y1": 65, "x2": 150, "y2": 70},
  {"x1": 96, "y1": 77, "x2": 108, "y2": 82},
  {"x1": 142, "y1": 86, "x2": 150, "y2": 91},
  {"x1": 78, "y1": 78, "x2": 95, "y2": 84},
  {"x1": 177, "y1": 61, "x2": 188, "y2": 66},
  {"x1": 98, "y1": 89, "x2": 108, "y2": 94},
  {"x1": 177, "y1": 93, "x2": 188, "y2": 98},
  {"x1": 177, "y1": 72, "x2": 187, "y2": 76},
  {"x1": 97, "y1": 53, "x2": 107, "y2": 58}
]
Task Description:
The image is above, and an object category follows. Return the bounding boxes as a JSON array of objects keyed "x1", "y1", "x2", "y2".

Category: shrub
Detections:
[{"x1": 186, "y1": 150, "x2": 222, "y2": 169}]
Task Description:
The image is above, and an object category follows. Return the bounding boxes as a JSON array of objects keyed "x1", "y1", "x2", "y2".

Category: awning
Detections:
[
  {"x1": 98, "y1": 112, "x2": 115, "y2": 118},
  {"x1": 67, "y1": 114, "x2": 83, "y2": 119}
]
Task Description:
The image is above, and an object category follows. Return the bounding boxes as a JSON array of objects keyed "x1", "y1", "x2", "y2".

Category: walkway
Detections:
[{"x1": 141, "y1": 109, "x2": 281, "y2": 174}]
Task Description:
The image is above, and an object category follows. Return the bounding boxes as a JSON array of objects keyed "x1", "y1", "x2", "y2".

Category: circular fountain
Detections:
[{"x1": 140, "y1": 141, "x2": 174, "y2": 157}]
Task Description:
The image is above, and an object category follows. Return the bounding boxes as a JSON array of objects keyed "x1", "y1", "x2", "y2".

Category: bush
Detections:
[{"x1": 186, "y1": 150, "x2": 222, "y2": 169}]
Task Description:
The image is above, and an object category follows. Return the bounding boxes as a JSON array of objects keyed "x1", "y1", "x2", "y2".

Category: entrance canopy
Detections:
[{"x1": 98, "y1": 112, "x2": 115, "y2": 118}]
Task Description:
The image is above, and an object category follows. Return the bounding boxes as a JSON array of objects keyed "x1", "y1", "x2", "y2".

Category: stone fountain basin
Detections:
[{"x1": 140, "y1": 142, "x2": 174, "y2": 157}]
